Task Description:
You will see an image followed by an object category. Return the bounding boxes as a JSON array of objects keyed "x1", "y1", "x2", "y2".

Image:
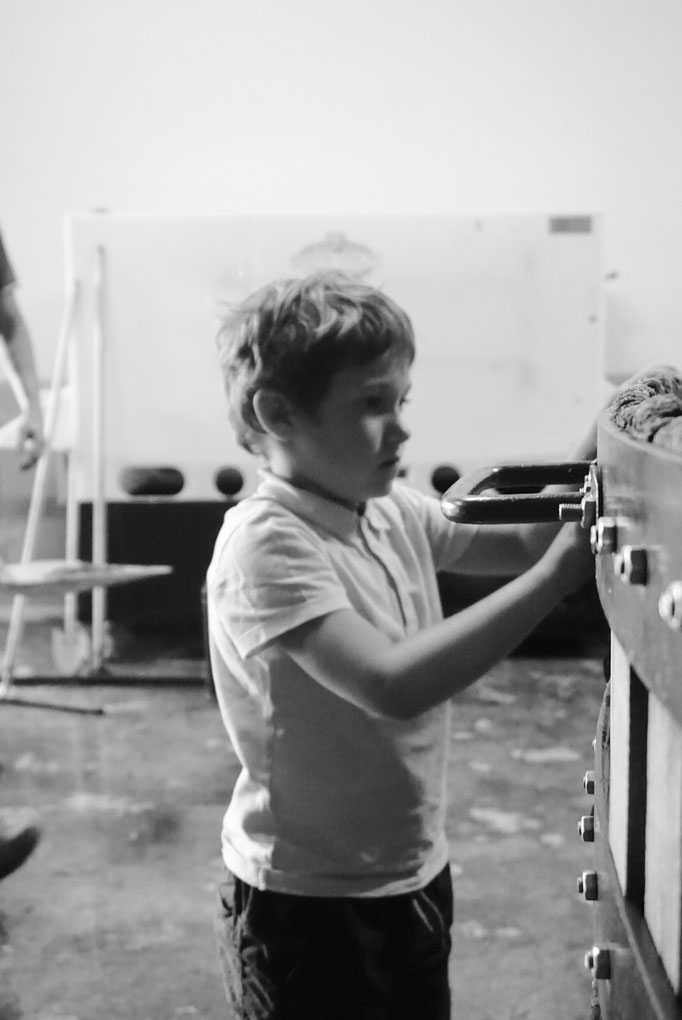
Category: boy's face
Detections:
[{"x1": 285, "y1": 351, "x2": 412, "y2": 506}]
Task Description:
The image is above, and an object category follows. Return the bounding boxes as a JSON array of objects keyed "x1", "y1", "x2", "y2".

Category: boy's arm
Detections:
[
  {"x1": 279, "y1": 520, "x2": 593, "y2": 720},
  {"x1": 443, "y1": 418, "x2": 598, "y2": 577}
]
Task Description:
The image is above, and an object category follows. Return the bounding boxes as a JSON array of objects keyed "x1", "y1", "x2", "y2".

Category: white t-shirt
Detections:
[{"x1": 206, "y1": 473, "x2": 477, "y2": 897}]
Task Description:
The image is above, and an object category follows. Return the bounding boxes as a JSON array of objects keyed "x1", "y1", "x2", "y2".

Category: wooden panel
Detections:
[
  {"x1": 645, "y1": 692, "x2": 682, "y2": 992},
  {"x1": 609, "y1": 633, "x2": 648, "y2": 905},
  {"x1": 610, "y1": 634, "x2": 632, "y2": 892}
]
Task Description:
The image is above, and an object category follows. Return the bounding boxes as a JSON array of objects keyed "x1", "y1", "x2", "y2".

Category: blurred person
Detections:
[
  {"x1": 0, "y1": 229, "x2": 44, "y2": 467},
  {"x1": 0, "y1": 226, "x2": 44, "y2": 879}
]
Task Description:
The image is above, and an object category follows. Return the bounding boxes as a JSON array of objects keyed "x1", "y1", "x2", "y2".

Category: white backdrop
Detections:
[{"x1": 65, "y1": 212, "x2": 604, "y2": 501}]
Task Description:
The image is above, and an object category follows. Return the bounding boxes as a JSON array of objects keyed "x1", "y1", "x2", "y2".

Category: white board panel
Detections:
[{"x1": 65, "y1": 213, "x2": 603, "y2": 501}]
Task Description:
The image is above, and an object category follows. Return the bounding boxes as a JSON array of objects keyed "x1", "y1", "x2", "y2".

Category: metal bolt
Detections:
[
  {"x1": 582, "y1": 495, "x2": 597, "y2": 530},
  {"x1": 583, "y1": 770, "x2": 595, "y2": 795},
  {"x1": 577, "y1": 870, "x2": 599, "y2": 900},
  {"x1": 559, "y1": 502, "x2": 584, "y2": 523},
  {"x1": 593, "y1": 516, "x2": 618, "y2": 555},
  {"x1": 584, "y1": 946, "x2": 611, "y2": 980},
  {"x1": 614, "y1": 545, "x2": 648, "y2": 586},
  {"x1": 558, "y1": 467, "x2": 597, "y2": 529},
  {"x1": 579, "y1": 815, "x2": 595, "y2": 842},
  {"x1": 659, "y1": 581, "x2": 682, "y2": 631}
]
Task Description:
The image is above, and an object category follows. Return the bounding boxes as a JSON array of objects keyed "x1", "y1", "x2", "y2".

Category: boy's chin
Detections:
[{"x1": 366, "y1": 476, "x2": 396, "y2": 499}]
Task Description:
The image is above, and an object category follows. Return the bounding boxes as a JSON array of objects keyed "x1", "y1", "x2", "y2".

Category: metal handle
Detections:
[{"x1": 440, "y1": 461, "x2": 592, "y2": 524}]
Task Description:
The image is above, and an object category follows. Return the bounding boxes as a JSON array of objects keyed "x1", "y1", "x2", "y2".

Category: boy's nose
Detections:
[{"x1": 393, "y1": 416, "x2": 411, "y2": 443}]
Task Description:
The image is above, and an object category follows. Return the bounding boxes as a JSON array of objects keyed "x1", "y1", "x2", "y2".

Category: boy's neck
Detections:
[{"x1": 267, "y1": 468, "x2": 364, "y2": 515}]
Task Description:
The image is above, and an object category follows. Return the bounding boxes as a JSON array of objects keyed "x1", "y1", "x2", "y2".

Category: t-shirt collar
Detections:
[{"x1": 254, "y1": 470, "x2": 388, "y2": 538}]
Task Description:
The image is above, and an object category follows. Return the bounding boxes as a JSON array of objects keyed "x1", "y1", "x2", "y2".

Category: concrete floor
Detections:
[{"x1": 0, "y1": 503, "x2": 606, "y2": 1020}]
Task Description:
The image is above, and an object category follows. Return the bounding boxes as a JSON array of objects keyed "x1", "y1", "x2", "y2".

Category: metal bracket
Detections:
[{"x1": 440, "y1": 461, "x2": 594, "y2": 525}]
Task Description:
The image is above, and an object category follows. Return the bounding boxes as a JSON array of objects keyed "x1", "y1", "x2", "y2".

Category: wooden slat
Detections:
[
  {"x1": 609, "y1": 633, "x2": 648, "y2": 906},
  {"x1": 645, "y1": 691, "x2": 682, "y2": 992},
  {"x1": 610, "y1": 634, "x2": 632, "y2": 891}
]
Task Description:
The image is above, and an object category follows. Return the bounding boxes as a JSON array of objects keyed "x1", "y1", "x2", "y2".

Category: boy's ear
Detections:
[{"x1": 252, "y1": 388, "x2": 295, "y2": 439}]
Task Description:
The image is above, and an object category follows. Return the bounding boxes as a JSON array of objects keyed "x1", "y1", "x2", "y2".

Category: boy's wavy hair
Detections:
[{"x1": 216, "y1": 271, "x2": 415, "y2": 453}]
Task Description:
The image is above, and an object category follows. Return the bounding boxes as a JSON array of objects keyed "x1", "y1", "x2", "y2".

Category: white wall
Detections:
[
  {"x1": 1, "y1": 0, "x2": 681, "y2": 382},
  {"x1": 63, "y1": 212, "x2": 604, "y2": 501}
]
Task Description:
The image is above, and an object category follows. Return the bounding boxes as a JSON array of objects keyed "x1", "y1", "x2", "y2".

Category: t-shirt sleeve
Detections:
[
  {"x1": 391, "y1": 483, "x2": 479, "y2": 573},
  {"x1": 208, "y1": 511, "x2": 352, "y2": 659}
]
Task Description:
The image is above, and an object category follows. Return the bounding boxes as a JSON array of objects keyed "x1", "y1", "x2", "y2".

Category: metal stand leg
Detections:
[{"x1": 1, "y1": 281, "x2": 80, "y2": 697}]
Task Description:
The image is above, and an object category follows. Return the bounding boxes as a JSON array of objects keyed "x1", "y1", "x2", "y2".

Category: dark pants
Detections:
[{"x1": 214, "y1": 864, "x2": 454, "y2": 1020}]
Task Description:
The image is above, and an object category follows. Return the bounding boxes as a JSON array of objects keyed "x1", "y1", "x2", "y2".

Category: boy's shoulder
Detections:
[
  {"x1": 211, "y1": 482, "x2": 333, "y2": 563},
  {"x1": 216, "y1": 488, "x2": 320, "y2": 548},
  {"x1": 220, "y1": 488, "x2": 297, "y2": 529},
  {"x1": 208, "y1": 492, "x2": 322, "y2": 592}
]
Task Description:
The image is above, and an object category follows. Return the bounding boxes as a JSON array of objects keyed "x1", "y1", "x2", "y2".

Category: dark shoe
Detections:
[{"x1": 0, "y1": 808, "x2": 41, "y2": 880}]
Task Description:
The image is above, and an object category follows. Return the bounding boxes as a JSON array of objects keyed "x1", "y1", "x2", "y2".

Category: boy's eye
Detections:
[{"x1": 364, "y1": 394, "x2": 410, "y2": 413}]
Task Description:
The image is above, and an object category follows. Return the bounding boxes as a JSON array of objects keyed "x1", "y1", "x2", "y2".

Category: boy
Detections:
[{"x1": 206, "y1": 272, "x2": 596, "y2": 1019}]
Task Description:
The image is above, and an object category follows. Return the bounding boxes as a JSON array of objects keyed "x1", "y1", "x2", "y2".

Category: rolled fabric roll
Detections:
[
  {"x1": 609, "y1": 370, "x2": 682, "y2": 448},
  {"x1": 625, "y1": 392, "x2": 682, "y2": 441},
  {"x1": 652, "y1": 416, "x2": 682, "y2": 454}
]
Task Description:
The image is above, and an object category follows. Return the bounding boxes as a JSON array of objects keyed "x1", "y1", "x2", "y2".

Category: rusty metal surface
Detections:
[{"x1": 596, "y1": 415, "x2": 682, "y2": 724}]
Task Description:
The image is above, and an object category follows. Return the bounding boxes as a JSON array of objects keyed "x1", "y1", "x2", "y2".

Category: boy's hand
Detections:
[{"x1": 17, "y1": 409, "x2": 44, "y2": 469}]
